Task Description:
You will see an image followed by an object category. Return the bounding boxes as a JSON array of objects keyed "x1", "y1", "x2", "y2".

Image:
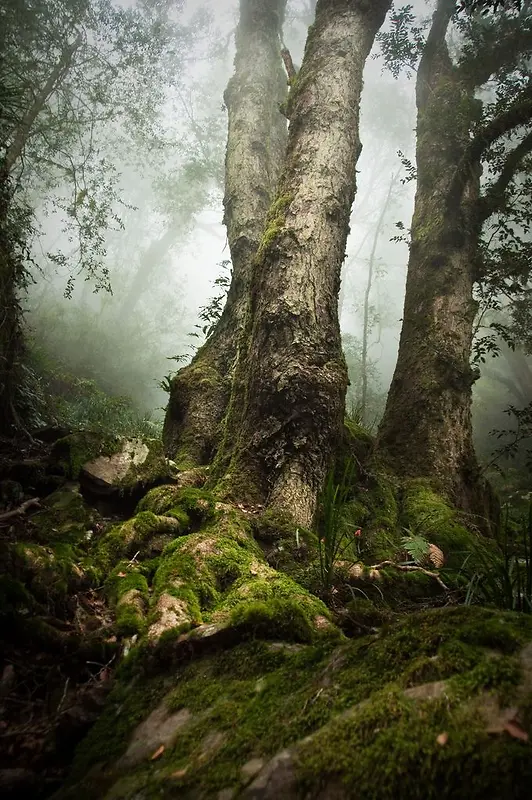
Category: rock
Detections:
[
  {"x1": 80, "y1": 437, "x2": 173, "y2": 499},
  {"x1": 119, "y1": 703, "x2": 192, "y2": 767},
  {"x1": 50, "y1": 431, "x2": 174, "y2": 500}
]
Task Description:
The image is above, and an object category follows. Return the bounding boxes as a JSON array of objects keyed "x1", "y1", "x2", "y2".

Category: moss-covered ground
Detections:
[
  {"x1": 58, "y1": 606, "x2": 532, "y2": 799},
  {"x1": 3, "y1": 422, "x2": 531, "y2": 799}
]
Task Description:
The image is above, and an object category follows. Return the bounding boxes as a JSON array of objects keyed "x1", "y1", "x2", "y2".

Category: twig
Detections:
[
  {"x1": 56, "y1": 677, "x2": 70, "y2": 715},
  {"x1": 369, "y1": 560, "x2": 449, "y2": 591},
  {"x1": 0, "y1": 497, "x2": 40, "y2": 523}
]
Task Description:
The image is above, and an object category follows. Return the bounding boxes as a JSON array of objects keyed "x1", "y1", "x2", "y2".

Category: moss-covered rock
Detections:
[
  {"x1": 50, "y1": 432, "x2": 121, "y2": 480},
  {"x1": 1, "y1": 485, "x2": 98, "y2": 610}
]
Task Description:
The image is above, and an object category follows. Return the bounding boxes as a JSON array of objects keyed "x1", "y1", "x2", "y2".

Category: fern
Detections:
[{"x1": 401, "y1": 533, "x2": 430, "y2": 565}]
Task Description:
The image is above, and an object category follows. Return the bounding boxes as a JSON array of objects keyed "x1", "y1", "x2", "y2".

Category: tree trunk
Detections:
[
  {"x1": 117, "y1": 221, "x2": 182, "y2": 321},
  {"x1": 216, "y1": 0, "x2": 392, "y2": 527},
  {"x1": 376, "y1": 2, "x2": 489, "y2": 518},
  {"x1": 163, "y1": 0, "x2": 289, "y2": 468},
  {"x1": 0, "y1": 171, "x2": 23, "y2": 436},
  {"x1": 0, "y1": 35, "x2": 83, "y2": 435},
  {"x1": 360, "y1": 172, "x2": 398, "y2": 423}
]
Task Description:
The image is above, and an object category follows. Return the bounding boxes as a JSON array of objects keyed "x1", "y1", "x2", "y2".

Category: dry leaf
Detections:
[
  {"x1": 117, "y1": 571, "x2": 127, "y2": 578},
  {"x1": 503, "y1": 720, "x2": 529, "y2": 742},
  {"x1": 436, "y1": 732, "x2": 448, "y2": 746},
  {"x1": 171, "y1": 768, "x2": 188, "y2": 778},
  {"x1": 150, "y1": 744, "x2": 165, "y2": 760}
]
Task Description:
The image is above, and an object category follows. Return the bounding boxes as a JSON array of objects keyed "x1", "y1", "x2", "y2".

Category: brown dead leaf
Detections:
[
  {"x1": 150, "y1": 744, "x2": 165, "y2": 760},
  {"x1": 117, "y1": 571, "x2": 127, "y2": 578},
  {"x1": 436, "y1": 732, "x2": 448, "y2": 746},
  {"x1": 503, "y1": 720, "x2": 529, "y2": 742},
  {"x1": 171, "y1": 768, "x2": 188, "y2": 779}
]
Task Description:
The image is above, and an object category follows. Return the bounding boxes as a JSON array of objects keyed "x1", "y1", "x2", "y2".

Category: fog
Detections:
[{"x1": 20, "y1": 0, "x2": 532, "y2": 467}]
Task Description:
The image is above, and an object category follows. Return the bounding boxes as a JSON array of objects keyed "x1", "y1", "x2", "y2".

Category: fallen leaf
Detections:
[
  {"x1": 436, "y1": 732, "x2": 448, "y2": 746},
  {"x1": 117, "y1": 572, "x2": 127, "y2": 578},
  {"x1": 503, "y1": 720, "x2": 529, "y2": 742},
  {"x1": 150, "y1": 745, "x2": 165, "y2": 760},
  {"x1": 171, "y1": 768, "x2": 188, "y2": 778}
]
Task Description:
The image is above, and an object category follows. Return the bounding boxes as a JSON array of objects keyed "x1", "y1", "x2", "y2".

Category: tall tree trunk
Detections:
[
  {"x1": 0, "y1": 35, "x2": 82, "y2": 435},
  {"x1": 117, "y1": 221, "x2": 182, "y2": 321},
  {"x1": 377, "y1": 0, "x2": 532, "y2": 522},
  {"x1": 376, "y1": 1, "x2": 487, "y2": 517},
  {"x1": 360, "y1": 172, "x2": 397, "y2": 423},
  {"x1": 163, "y1": 0, "x2": 289, "y2": 467},
  {"x1": 216, "y1": 0, "x2": 392, "y2": 527},
  {"x1": 0, "y1": 171, "x2": 23, "y2": 436}
]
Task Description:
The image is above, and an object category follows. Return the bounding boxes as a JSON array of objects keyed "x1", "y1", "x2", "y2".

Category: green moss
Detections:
[
  {"x1": 51, "y1": 431, "x2": 121, "y2": 479},
  {"x1": 256, "y1": 192, "x2": 294, "y2": 258},
  {"x1": 219, "y1": 572, "x2": 334, "y2": 643},
  {"x1": 229, "y1": 598, "x2": 314, "y2": 643},
  {"x1": 296, "y1": 686, "x2": 532, "y2": 799},
  {"x1": 12, "y1": 540, "x2": 84, "y2": 604},
  {"x1": 450, "y1": 654, "x2": 522, "y2": 702},
  {"x1": 135, "y1": 484, "x2": 182, "y2": 515},
  {"x1": 175, "y1": 487, "x2": 216, "y2": 521},
  {"x1": 63, "y1": 606, "x2": 532, "y2": 799},
  {"x1": 401, "y1": 479, "x2": 491, "y2": 569},
  {"x1": 30, "y1": 485, "x2": 99, "y2": 546},
  {"x1": 95, "y1": 510, "x2": 185, "y2": 573},
  {"x1": 68, "y1": 673, "x2": 169, "y2": 783}
]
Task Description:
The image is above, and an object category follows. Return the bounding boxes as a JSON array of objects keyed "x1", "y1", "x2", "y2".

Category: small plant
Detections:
[
  {"x1": 464, "y1": 503, "x2": 532, "y2": 613},
  {"x1": 401, "y1": 531, "x2": 431, "y2": 565},
  {"x1": 189, "y1": 260, "x2": 231, "y2": 342},
  {"x1": 317, "y1": 458, "x2": 362, "y2": 592}
]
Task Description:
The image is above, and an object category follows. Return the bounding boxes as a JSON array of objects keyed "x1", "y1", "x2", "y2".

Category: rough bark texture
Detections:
[
  {"x1": 217, "y1": 0, "x2": 392, "y2": 527},
  {"x1": 376, "y1": 1, "x2": 490, "y2": 520},
  {"x1": 163, "y1": 0, "x2": 288, "y2": 467}
]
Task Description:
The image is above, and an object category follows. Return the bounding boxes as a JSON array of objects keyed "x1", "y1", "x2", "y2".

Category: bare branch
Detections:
[{"x1": 479, "y1": 128, "x2": 532, "y2": 220}]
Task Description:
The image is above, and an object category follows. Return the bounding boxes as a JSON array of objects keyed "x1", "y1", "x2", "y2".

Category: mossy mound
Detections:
[
  {"x1": 95, "y1": 510, "x2": 188, "y2": 575},
  {"x1": 400, "y1": 479, "x2": 494, "y2": 569},
  {"x1": 251, "y1": 508, "x2": 318, "y2": 585},
  {"x1": 1, "y1": 485, "x2": 99, "y2": 614},
  {"x1": 136, "y1": 485, "x2": 215, "y2": 524},
  {"x1": 58, "y1": 606, "x2": 532, "y2": 799}
]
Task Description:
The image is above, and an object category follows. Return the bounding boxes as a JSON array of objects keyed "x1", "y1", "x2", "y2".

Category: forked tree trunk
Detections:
[
  {"x1": 163, "y1": 0, "x2": 289, "y2": 467},
  {"x1": 216, "y1": 0, "x2": 392, "y2": 527}
]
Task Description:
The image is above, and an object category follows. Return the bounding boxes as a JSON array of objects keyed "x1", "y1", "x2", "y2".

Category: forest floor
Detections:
[{"x1": 0, "y1": 433, "x2": 122, "y2": 798}]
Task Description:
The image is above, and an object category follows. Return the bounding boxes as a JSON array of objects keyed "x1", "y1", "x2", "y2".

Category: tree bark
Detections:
[
  {"x1": 163, "y1": 0, "x2": 289, "y2": 468},
  {"x1": 216, "y1": 0, "x2": 392, "y2": 527}
]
